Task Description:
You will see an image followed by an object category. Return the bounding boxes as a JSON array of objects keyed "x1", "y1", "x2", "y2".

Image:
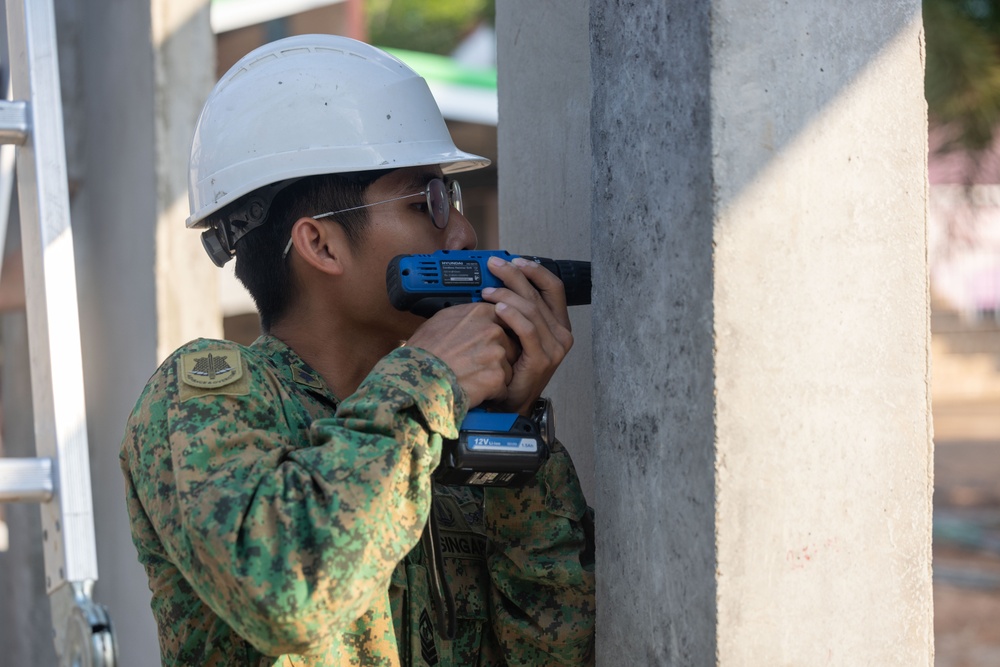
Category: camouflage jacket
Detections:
[{"x1": 120, "y1": 335, "x2": 595, "y2": 666}]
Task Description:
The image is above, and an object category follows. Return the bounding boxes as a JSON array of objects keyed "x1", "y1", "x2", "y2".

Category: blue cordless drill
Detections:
[{"x1": 387, "y1": 250, "x2": 591, "y2": 486}]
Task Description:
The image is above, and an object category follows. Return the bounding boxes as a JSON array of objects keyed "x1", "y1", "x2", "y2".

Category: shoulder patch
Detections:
[{"x1": 180, "y1": 350, "x2": 243, "y2": 388}]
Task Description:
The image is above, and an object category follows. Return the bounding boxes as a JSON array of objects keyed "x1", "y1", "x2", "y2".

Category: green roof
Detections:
[{"x1": 382, "y1": 47, "x2": 496, "y2": 91}]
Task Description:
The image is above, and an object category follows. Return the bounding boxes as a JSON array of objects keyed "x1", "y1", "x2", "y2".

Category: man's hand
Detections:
[
  {"x1": 406, "y1": 256, "x2": 573, "y2": 415},
  {"x1": 406, "y1": 302, "x2": 518, "y2": 409},
  {"x1": 479, "y1": 255, "x2": 574, "y2": 416}
]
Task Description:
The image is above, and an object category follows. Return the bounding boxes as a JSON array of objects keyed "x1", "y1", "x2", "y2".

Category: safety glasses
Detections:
[
  {"x1": 282, "y1": 178, "x2": 462, "y2": 260},
  {"x1": 316, "y1": 177, "x2": 463, "y2": 227}
]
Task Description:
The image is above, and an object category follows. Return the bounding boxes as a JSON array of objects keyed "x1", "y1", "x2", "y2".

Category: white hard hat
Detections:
[{"x1": 186, "y1": 34, "x2": 490, "y2": 230}]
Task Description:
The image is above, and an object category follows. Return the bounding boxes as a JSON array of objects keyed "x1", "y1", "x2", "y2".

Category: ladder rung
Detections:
[
  {"x1": 0, "y1": 457, "x2": 54, "y2": 502},
  {"x1": 0, "y1": 100, "x2": 28, "y2": 144}
]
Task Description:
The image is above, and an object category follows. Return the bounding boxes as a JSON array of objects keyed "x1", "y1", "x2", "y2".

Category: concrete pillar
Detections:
[
  {"x1": 0, "y1": 1, "x2": 217, "y2": 664},
  {"x1": 588, "y1": 2, "x2": 932, "y2": 664},
  {"x1": 74, "y1": 2, "x2": 218, "y2": 664},
  {"x1": 151, "y1": 1, "x2": 222, "y2": 362},
  {"x1": 496, "y1": 1, "x2": 594, "y2": 498}
]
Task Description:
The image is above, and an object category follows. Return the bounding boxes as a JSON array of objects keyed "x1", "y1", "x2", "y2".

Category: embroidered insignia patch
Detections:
[
  {"x1": 292, "y1": 366, "x2": 323, "y2": 389},
  {"x1": 433, "y1": 495, "x2": 487, "y2": 561},
  {"x1": 418, "y1": 609, "x2": 439, "y2": 665},
  {"x1": 180, "y1": 350, "x2": 243, "y2": 388}
]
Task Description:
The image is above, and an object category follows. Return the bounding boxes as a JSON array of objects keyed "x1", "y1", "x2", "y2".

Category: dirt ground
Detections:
[{"x1": 934, "y1": 402, "x2": 1000, "y2": 666}]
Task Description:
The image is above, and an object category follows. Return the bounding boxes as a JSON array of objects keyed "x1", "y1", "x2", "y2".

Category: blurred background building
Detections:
[{"x1": 924, "y1": 1, "x2": 1000, "y2": 663}]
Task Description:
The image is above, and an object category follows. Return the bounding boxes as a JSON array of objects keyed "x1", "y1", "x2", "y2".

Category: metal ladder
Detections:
[{"x1": 0, "y1": 0, "x2": 117, "y2": 664}]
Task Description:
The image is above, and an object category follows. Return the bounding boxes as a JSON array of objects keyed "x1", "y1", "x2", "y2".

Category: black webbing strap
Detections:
[{"x1": 421, "y1": 502, "x2": 457, "y2": 640}]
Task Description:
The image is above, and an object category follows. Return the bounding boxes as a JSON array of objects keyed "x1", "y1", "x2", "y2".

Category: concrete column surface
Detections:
[
  {"x1": 152, "y1": 0, "x2": 222, "y2": 362},
  {"x1": 591, "y1": 2, "x2": 931, "y2": 665},
  {"x1": 496, "y1": 0, "x2": 594, "y2": 499},
  {"x1": 75, "y1": 2, "x2": 217, "y2": 665}
]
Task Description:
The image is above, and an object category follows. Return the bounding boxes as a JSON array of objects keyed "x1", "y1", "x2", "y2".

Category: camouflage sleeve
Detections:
[
  {"x1": 126, "y1": 343, "x2": 468, "y2": 657},
  {"x1": 484, "y1": 439, "x2": 596, "y2": 666}
]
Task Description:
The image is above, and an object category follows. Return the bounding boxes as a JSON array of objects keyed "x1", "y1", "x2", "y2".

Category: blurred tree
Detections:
[
  {"x1": 366, "y1": 0, "x2": 495, "y2": 55},
  {"x1": 925, "y1": 0, "x2": 1000, "y2": 155}
]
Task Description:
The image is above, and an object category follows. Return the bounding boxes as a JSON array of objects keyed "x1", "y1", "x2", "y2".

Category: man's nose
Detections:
[{"x1": 445, "y1": 210, "x2": 478, "y2": 250}]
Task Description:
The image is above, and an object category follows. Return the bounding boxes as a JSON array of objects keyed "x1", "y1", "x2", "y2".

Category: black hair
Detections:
[{"x1": 218, "y1": 169, "x2": 392, "y2": 332}]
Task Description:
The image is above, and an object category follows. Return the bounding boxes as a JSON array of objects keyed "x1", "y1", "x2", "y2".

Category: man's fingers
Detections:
[
  {"x1": 495, "y1": 301, "x2": 571, "y2": 376},
  {"x1": 406, "y1": 302, "x2": 515, "y2": 407},
  {"x1": 485, "y1": 257, "x2": 570, "y2": 333}
]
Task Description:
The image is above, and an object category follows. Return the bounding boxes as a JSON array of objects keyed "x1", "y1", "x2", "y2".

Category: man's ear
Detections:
[{"x1": 288, "y1": 216, "x2": 349, "y2": 276}]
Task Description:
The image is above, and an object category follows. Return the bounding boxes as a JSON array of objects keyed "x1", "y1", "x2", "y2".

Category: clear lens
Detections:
[
  {"x1": 449, "y1": 180, "x2": 463, "y2": 215},
  {"x1": 305, "y1": 177, "x2": 462, "y2": 233},
  {"x1": 426, "y1": 178, "x2": 452, "y2": 229}
]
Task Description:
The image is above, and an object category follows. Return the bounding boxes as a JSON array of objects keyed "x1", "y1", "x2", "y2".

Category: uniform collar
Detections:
[{"x1": 251, "y1": 334, "x2": 337, "y2": 402}]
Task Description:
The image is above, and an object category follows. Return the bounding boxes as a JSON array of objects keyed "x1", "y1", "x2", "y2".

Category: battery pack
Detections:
[{"x1": 433, "y1": 411, "x2": 548, "y2": 487}]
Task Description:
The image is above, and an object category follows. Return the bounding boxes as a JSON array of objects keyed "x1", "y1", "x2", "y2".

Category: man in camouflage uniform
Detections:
[{"x1": 119, "y1": 35, "x2": 595, "y2": 666}]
